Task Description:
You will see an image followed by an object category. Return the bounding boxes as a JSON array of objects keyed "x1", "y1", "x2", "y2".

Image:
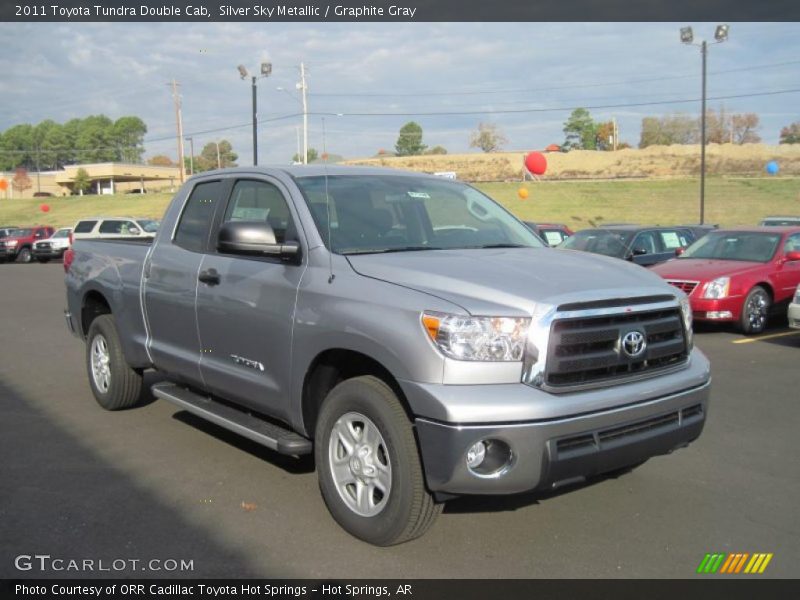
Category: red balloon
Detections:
[
  {"x1": 40, "y1": 204, "x2": 50, "y2": 213},
  {"x1": 524, "y1": 152, "x2": 547, "y2": 175}
]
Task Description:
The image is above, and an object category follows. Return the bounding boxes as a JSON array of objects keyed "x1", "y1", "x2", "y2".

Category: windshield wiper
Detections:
[
  {"x1": 343, "y1": 246, "x2": 443, "y2": 255},
  {"x1": 467, "y1": 243, "x2": 529, "y2": 249}
]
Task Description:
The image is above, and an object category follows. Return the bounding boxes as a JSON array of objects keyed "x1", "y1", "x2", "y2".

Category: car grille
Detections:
[
  {"x1": 37, "y1": 243, "x2": 51, "y2": 249},
  {"x1": 545, "y1": 307, "x2": 689, "y2": 389},
  {"x1": 666, "y1": 280, "x2": 699, "y2": 295}
]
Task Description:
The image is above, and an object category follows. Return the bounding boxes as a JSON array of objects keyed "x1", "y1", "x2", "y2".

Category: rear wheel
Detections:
[
  {"x1": 739, "y1": 286, "x2": 770, "y2": 335},
  {"x1": 315, "y1": 376, "x2": 441, "y2": 546},
  {"x1": 85, "y1": 314, "x2": 143, "y2": 410}
]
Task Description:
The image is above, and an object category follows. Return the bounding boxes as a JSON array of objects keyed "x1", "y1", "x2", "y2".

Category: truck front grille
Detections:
[{"x1": 545, "y1": 307, "x2": 689, "y2": 389}]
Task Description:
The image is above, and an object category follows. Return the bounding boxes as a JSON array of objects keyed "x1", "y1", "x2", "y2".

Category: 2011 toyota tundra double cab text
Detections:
[{"x1": 65, "y1": 166, "x2": 711, "y2": 545}]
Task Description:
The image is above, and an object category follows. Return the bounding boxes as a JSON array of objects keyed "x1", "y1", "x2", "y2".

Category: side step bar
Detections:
[{"x1": 152, "y1": 382, "x2": 312, "y2": 456}]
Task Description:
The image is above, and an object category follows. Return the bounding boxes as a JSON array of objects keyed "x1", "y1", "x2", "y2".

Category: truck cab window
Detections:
[{"x1": 174, "y1": 180, "x2": 223, "y2": 253}]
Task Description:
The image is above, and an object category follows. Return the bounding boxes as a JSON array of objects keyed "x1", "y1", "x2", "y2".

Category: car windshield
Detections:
[
  {"x1": 294, "y1": 175, "x2": 543, "y2": 254},
  {"x1": 560, "y1": 229, "x2": 631, "y2": 258},
  {"x1": 761, "y1": 218, "x2": 800, "y2": 226},
  {"x1": 138, "y1": 219, "x2": 160, "y2": 233},
  {"x1": 53, "y1": 229, "x2": 70, "y2": 238},
  {"x1": 679, "y1": 231, "x2": 781, "y2": 262}
]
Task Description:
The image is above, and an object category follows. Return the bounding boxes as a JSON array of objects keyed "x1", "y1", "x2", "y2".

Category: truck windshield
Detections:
[
  {"x1": 679, "y1": 231, "x2": 781, "y2": 263},
  {"x1": 295, "y1": 175, "x2": 543, "y2": 254},
  {"x1": 139, "y1": 219, "x2": 160, "y2": 233}
]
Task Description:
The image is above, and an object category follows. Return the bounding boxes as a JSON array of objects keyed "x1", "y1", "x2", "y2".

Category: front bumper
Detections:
[
  {"x1": 32, "y1": 247, "x2": 66, "y2": 259},
  {"x1": 0, "y1": 247, "x2": 18, "y2": 259},
  {"x1": 690, "y1": 295, "x2": 744, "y2": 322},
  {"x1": 413, "y1": 378, "x2": 710, "y2": 495},
  {"x1": 789, "y1": 302, "x2": 800, "y2": 329}
]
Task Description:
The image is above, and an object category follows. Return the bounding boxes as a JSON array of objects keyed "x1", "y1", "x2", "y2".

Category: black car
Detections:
[
  {"x1": 523, "y1": 221, "x2": 573, "y2": 247},
  {"x1": 558, "y1": 225, "x2": 696, "y2": 267}
]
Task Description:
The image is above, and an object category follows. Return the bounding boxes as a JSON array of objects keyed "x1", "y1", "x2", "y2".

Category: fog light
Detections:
[
  {"x1": 466, "y1": 441, "x2": 487, "y2": 469},
  {"x1": 466, "y1": 439, "x2": 513, "y2": 477},
  {"x1": 707, "y1": 311, "x2": 733, "y2": 320}
]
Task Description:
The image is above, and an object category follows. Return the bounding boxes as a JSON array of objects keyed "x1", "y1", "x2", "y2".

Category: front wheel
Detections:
[
  {"x1": 16, "y1": 247, "x2": 32, "y2": 263},
  {"x1": 315, "y1": 376, "x2": 441, "y2": 546},
  {"x1": 85, "y1": 314, "x2": 143, "y2": 410},
  {"x1": 739, "y1": 286, "x2": 771, "y2": 335}
]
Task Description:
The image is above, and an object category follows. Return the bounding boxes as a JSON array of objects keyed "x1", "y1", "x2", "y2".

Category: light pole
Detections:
[
  {"x1": 238, "y1": 61, "x2": 272, "y2": 166},
  {"x1": 277, "y1": 65, "x2": 309, "y2": 164},
  {"x1": 185, "y1": 136, "x2": 194, "y2": 175},
  {"x1": 681, "y1": 24, "x2": 728, "y2": 225}
]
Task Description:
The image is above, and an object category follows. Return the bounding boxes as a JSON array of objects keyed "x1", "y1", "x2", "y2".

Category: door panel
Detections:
[
  {"x1": 774, "y1": 233, "x2": 800, "y2": 301},
  {"x1": 196, "y1": 178, "x2": 306, "y2": 420}
]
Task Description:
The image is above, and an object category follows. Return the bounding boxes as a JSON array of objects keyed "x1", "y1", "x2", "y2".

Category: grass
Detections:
[{"x1": 1, "y1": 177, "x2": 798, "y2": 230}]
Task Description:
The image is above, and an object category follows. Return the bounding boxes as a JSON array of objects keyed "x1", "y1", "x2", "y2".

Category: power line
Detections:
[{"x1": 311, "y1": 59, "x2": 800, "y2": 98}]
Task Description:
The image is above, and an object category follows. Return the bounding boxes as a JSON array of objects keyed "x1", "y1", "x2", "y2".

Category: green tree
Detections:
[
  {"x1": 192, "y1": 140, "x2": 237, "y2": 172},
  {"x1": 292, "y1": 148, "x2": 319, "y2": 163},
  {"x1": 112, "y1": 116, "x2": 147, "y2": 163},
  {"x1": 563, "y1": 108, "x2": 597, "y2": 150},
  {"x1": 0, "y1": 124, "x2": 35, "y2": 170},
  {"x1": 395, "y1": 121, "x2": 427, "y2": 156},
  {"x1": 639, "y1": 114, "x2": 699, "y2": 148},
  {"x1": 73, "y1": 167, "x2": 91, "y2": 195},
  {"x1": 469, "y1": 122, "x2": 507, "y2": 153},
  {"x1": 148, "y1": 154, "x2": 176, "y2": 167},
  {"x1": 426, "y1": 145, "x2": 448, "y2": 155},
  {"x1": 75, "y1": 115, "x2": 116, "y2": 163},
  {"x1": 779, "y1": 122, "x2": 800, "y2": 144}
]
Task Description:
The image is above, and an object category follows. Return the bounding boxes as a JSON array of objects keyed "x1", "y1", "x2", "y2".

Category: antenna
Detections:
[{"x1": 324, "y1": 164, "x2": 335, "y2": 283}]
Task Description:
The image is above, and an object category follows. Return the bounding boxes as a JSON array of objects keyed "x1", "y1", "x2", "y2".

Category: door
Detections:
[
  {"x1": 774, "y1": 233, "x2": 800, "y2": 303},
  {"x1": 143, "y1": 179, "x2": 227, "y2": 384},
  {"x1": 630, "y1": 230, "x2": 661, "y2": 266},
  {"x1": 196, "y1": 177, "x2": 306, "y2": 420}
]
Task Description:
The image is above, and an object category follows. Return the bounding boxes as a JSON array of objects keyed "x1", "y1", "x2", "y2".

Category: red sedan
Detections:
[{"x1": 651, "y1": 227, "x2": 800, "y2": 334}]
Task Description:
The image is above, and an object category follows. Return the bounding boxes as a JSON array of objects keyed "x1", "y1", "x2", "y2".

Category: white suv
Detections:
[
  {"x1": 72, "y1": 217, "x2": 160, "y2": 240},
  {"x1": 33, "y1": 228, "x2": 72, "y2": 263}
]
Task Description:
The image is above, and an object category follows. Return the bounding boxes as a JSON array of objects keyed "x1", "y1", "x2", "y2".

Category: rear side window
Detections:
[
  {"x1": 74, "y1": 220, "x2": 97, "y2": 233},
  {"x1": 174, "y1": 180, "x2": 223, "y2": 253},
  {"x1": 98, "y1": 220, "x2": 131, "y2": 234}
]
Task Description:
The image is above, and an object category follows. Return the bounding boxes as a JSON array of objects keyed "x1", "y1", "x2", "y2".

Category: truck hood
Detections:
[
  {"x1": 347, "y1": 247, "x2": 676, "y2": 316},
  {"x1": 651, "y1": 257, "x2": 766, "y2": 282}
]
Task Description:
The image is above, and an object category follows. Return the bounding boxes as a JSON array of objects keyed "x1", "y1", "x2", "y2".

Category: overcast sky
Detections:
[{"x1": 1, "y1": 22, "x2": 798, "y2": 165}]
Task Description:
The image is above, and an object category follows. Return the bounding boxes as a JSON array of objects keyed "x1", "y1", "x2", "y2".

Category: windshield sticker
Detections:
[{"x1": 407, "y1": 191, "x2": 430, "y2": 199}]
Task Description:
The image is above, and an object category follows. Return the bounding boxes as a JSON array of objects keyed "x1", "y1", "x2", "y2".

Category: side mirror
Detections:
[
  {"x1": 675, "y1": 247, "x2": 685, "y2": 256},
  {"x1": 128, "y1": 227, "x2": 141, "y2": 235},
  {"x1": 632, "y1": 247, "x2": 648, "y2": 256},
  {"x1": 218, "y1": 221, "x2": 300, "y2": 262},
  {"x1": 784, "y1": 250, "x2": 800, "y2": 262}
]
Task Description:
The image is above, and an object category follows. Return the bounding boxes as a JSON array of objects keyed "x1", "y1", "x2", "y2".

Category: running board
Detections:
[{"x1": 151, "y1": 382, "x2": 312, "y2": 456}]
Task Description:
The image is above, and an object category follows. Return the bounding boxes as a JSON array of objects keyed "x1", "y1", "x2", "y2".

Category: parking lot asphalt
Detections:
[{"x1": 1, "y1": 263, "x2": 798, "y2": 579}]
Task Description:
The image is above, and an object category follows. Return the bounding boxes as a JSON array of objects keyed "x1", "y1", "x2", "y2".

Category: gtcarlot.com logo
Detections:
[{"x1": 697, "y1": 552, "x2": 773, "y2": 574}]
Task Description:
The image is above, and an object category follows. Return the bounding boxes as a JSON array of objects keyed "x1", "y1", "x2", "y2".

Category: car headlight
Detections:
[
  {"x1": 679, "y1": 296, "x2": 694, "y2": 351},
  {"x1": 702, "y1": 276, "x2": 730, "y2": 299},
  {"x1": 7, "y1": 240, "x2": 18, "y2": 246},
  {"x1": 422, "y1": 311, "x2": 530, "y2": 361}
]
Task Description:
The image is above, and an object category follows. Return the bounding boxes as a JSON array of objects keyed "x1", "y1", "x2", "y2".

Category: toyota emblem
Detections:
[{"x1": 621, "y1": 330, "x2": 646, "y2": 358}]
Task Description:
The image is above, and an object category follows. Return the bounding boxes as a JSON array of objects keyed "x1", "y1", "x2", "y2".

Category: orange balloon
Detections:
[
  {"x1": 517, "y1": 187, "x2": 529, "y2": 200},
  {"x1": 0, "y1": 179, "x2": 8, "y2": 191}
]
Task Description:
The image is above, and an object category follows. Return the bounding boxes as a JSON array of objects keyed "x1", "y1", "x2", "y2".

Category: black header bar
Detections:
[{"x1": 3, "y1": 0, "x2": 800, "y2": 22}]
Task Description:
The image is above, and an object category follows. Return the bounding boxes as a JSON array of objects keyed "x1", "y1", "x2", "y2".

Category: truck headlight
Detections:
[
  {"x1": 679, "y1": 296, "x2": 694, "y2": 351},
  {"x1": 422, "y1": 311, "x2": 530, "y2": 361},
  {"x1": 7, "y1": 240, "x2": 18, "y2": 247},
  {"x1": 702, "y1": 276, "x2": 730, "y2": 299}
]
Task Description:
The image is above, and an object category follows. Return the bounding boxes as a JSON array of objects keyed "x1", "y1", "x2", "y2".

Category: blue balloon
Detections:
[{"x1": 766, "y1": 161, "x2": 779, "y2": 175}]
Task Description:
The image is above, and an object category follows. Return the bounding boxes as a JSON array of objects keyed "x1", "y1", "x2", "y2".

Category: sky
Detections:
[{"x1": 0, "y1": 21, "x2": 798, "y2": 166}]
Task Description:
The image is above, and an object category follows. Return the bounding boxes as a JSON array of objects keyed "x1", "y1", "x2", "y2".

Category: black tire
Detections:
[
  {"x1": 16, "y1": 247, "x2": 32, "y2": 263},
  {"x1": 85, "y1": 314, "x2": 143, "y2": 410},
  {"x1": 739, "y1": 285, "x2": 771, "y2": 335},
  {"x1": 315, "y1": 375, "x2": 441, "y2": 546}
]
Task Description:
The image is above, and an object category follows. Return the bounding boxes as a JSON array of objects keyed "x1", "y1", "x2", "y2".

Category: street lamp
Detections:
[
  {"x1": 238, "y1": 60, "x2": 272, "y2": 166},
  {"x1": 681, "y1": 25, "x2": 729, "y2": 225}
]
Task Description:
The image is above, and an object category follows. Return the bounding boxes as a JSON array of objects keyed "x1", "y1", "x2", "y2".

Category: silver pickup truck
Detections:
[{"x1": 65, "y1": 166, "x2": 711, "y2": 545}]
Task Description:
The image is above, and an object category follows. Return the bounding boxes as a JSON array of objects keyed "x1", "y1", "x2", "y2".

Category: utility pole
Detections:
[
  {"x1": 612, "y1": 117, "x2": 618, "y2": 151},
  {"x1": 215, "y1": 141, "x2": 221, "y2": 169},
  {"x1": 300, "y1": 62, "x2": 309, "y2": 165},
  {"x1": 251, "y1": 75, "x2": 258, "y2": 165},
  {"x1": 35, "y1": 146, "x2": 41, "y2": 193},
  {"x1": 186, "y1": 136, "x2": 194, "y2": 175},
  {"x1": 170, "y1": 79, "x2": 186, "y2": 183},
  {"x1": 295, "y1": 127, "x2": 301, "y2": 163},
  {"x1": 700, "y1": 40, "x2": 707, "y2": 225}
]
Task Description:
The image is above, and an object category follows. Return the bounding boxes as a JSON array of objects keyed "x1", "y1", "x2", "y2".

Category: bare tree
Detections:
[
  {"x1": 470, "y1": 122, "x2": 508, "y2": 153},
  {"x1": 731, "y1": 113, "x2": 761, "y2": 144}
]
